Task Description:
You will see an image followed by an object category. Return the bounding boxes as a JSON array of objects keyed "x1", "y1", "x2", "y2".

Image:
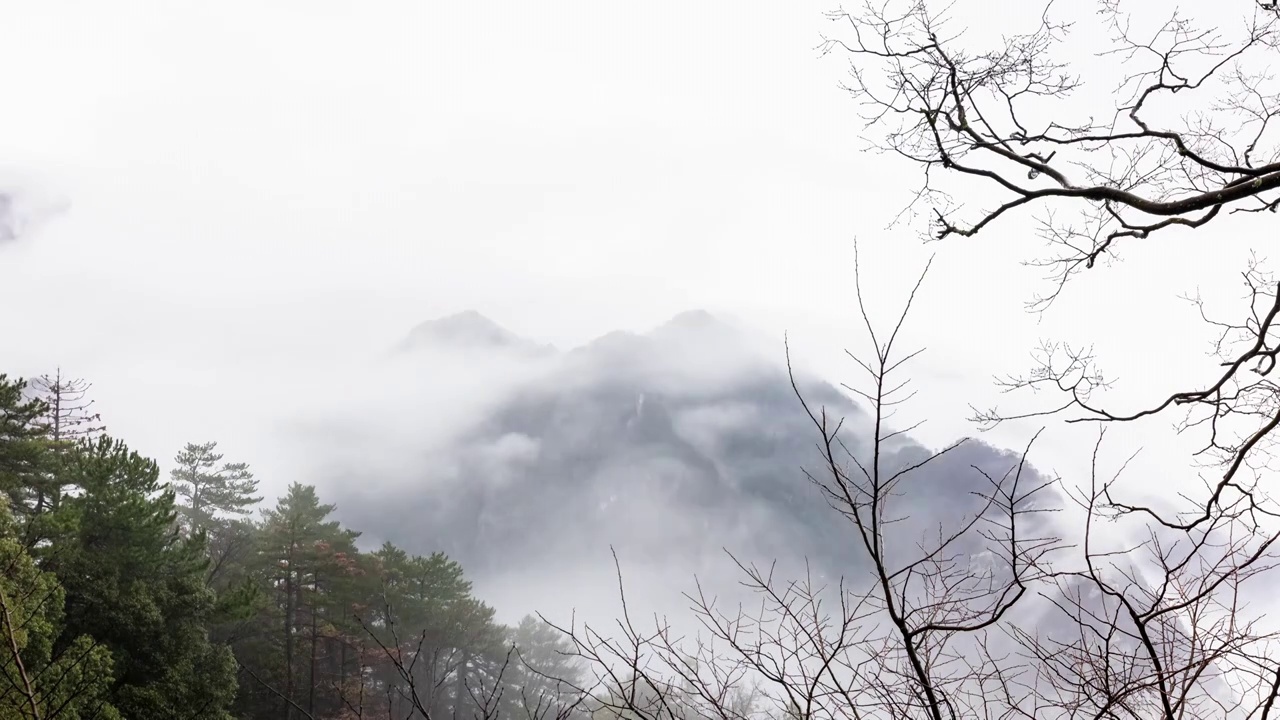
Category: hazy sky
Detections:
[{"x1": 0, "y1": 0, "x2": 1262, "y2": 526}]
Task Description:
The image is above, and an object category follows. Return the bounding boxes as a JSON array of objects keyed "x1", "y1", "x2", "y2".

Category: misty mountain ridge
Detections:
[
  {"x1": 402, "y1": 308, "x2": 755, "y2": 356},
  {"x1": 398, "y1": 310, "x2": 557, "y2": 357},
  {"x1": 332, "y1": 309, "x2": 1060, "y2": 594}
]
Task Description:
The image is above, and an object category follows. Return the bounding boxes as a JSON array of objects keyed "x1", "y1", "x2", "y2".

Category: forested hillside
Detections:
[{"x1": 0, "y1": 372, "x2": 580, "y2": 719}]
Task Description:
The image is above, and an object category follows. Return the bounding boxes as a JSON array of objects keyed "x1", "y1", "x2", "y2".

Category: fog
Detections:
[
  {"x1": 0, "y1": 0, "x2": 1274, "y2": 716},
  {"x1": 0, "y1": 164, "x2": 1240, "y2": 631}
]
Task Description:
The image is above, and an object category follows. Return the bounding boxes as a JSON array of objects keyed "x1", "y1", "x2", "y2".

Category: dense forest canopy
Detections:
[{"x1": 0, "y1": 373, "x2": 584, "y2": 719}]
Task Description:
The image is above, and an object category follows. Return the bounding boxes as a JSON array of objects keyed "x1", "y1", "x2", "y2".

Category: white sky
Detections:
[{"x1": 0, "y1": 0, "x2": 1263, "y2": 522}]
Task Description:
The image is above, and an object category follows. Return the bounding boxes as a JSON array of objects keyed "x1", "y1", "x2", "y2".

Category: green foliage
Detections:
[
  {"x1": 52, "y1": 436, "x2": 237, "y2": 720},
  {"x1": 3, "y1": 367, "x2": 588, "y2": 718},
  {"x1": 252, "y1": 482, "x2": 364, "y2": 718},
  {"x1": 0, "y1": 376, "x2": 50, "y2": 525},
  {"x1": 0, "y1": 497, "x2": 118, "y2": 719},
  {"x1": 170, "y1": 442, "x2": 261, "y2": 533},
  {"x1": 511, "y1": 615, "x2": 581, "y2": 694},
  {"x1": 502, "y1": 615, "x2": 585, "y2": 719}
]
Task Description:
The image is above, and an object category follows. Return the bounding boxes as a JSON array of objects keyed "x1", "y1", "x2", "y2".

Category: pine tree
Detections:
[
  {"x1": 0, "y1": 496, "x2": 118, "y2": 719},
  {"x1": 257, "y1": 483, "x2": 360, "y2": 720},
  {"x1": 53, "y1": 436, "x2": 238, "y2": 719},
  {"x1": 0, "y1": 375, "x2": 49, "y2": 524},
  {"x1": 508, "y1": 615, "x2": 583, "y2": 715},
  {"x1": 365, "y1": 544, "x2": 507, "y2": 719},
  {"x1": 170, "y1": 441, "x2": 261, "y2": 534}
]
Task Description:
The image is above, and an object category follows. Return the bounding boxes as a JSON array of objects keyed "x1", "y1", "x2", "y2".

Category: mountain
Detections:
[
  {"x1": 319, "y1": 309, "x2": 1224, "y2": 689},
  {"x1": 397, "y1": 310, "x2": 556, "y2": 357},
  {"x1": 332, "y1": 310, "x2": 1059, "y2": 588}
]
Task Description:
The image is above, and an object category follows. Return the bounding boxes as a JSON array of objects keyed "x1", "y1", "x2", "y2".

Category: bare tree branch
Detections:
[{"x1": 823, "y1": 0, "x2": 1280, "y2": 307}]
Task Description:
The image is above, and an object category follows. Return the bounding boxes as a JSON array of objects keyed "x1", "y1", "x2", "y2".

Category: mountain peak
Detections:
[
  {"x1": 400, "y1": 311, "x2": 553, "y2": 355},
  {"x1": 657, "y1": 309, "x2": 720, "y2": 331},
  {"x1": 647, "y1": 308, "x2": 745, "y2": 347}
]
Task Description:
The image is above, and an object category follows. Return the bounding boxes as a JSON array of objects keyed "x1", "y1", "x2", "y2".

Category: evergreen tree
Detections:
[
  {"x1": 170, "y1": 441, "x2": 261, "y2": 534},
  {"x1": 508, "y1": 615, "x2": 583, "y2": 715},
  {"x1": 447, "y1": 597, "x2": 507, "y2": 720},
  {"x1": 2, "y1": 366, "x2": 584, "y2": 719},
  {"x1": 365, "y1": 544, "x2": 508, "y2": 720},
  {"x1": 255, "y1": 483, "x2": 360, "y2": 720},
  {"x1": 53, "y1": 436, "x2": 238, "y2": 719},
  {"x1": 0, "y1": 497, "x2": 117, "y2": 719},
  {"x1": 0, "y1": 375, "x2": 49, "y2": 525}
]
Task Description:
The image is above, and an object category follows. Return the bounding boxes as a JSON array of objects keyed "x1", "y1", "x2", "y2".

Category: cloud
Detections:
[{"x1": 0, "y1": 174, "x2": 71, "y2": 246}]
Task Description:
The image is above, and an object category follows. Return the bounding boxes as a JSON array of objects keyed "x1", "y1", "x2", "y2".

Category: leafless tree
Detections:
[
  {"x1": 819, "y1": 0, "x2": 1280, "y2": 584},
  {"x1": 951, "y1": 252, "x2": 1280, "y2": 719},
  {"x1": 1000, "y1": 425, "x2": 1280, "y2": 720},
  {"x1": 525, "y1": 247, "x2": 1280, "y2": 720},
  {"x1": 26, "y1": 370, "x2": 103, "y2": 448},
  {"x1": 25, "y1": 369, "x2": 103, "y2": 518},
  {"x1": 811, "y1": 4, "x2": 1280, "y2": 714},
  {"x1": 819, "y1": 0, "x2": 1279, "y2": 308}
]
